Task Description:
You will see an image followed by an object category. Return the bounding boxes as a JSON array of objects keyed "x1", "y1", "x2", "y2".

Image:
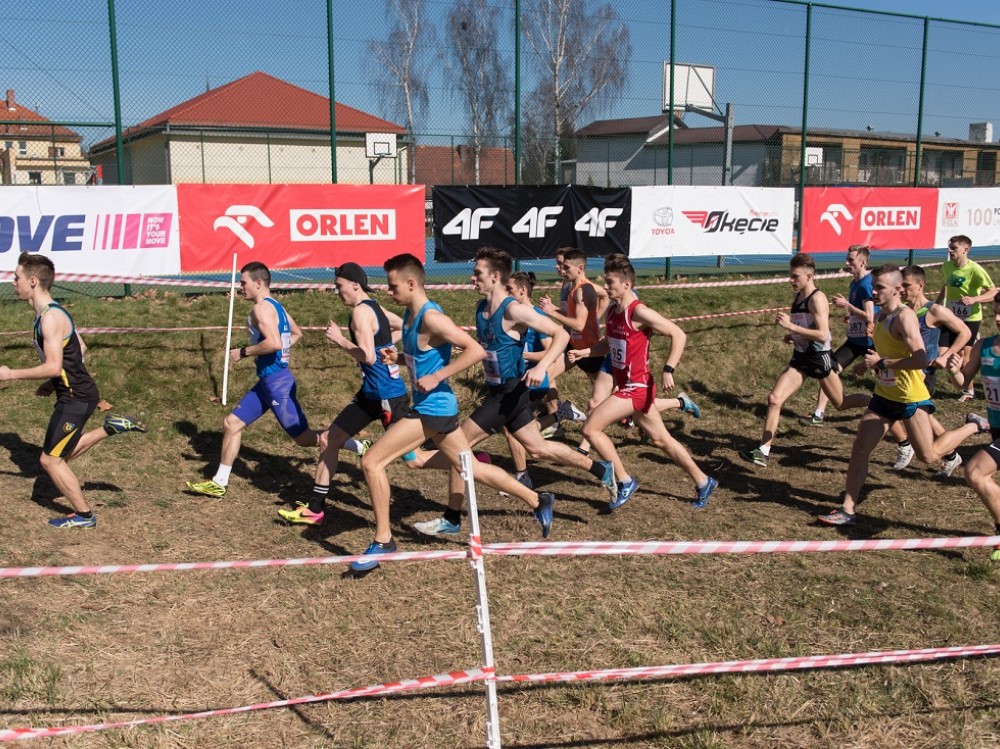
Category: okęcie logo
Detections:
[
  {"x1": 860, "y1": 206, "x2": 920, "y2": 230},
  {"x1": 942, "y1": 202, "x2": 959, "y2": 228},
  {"x1": 682, "y1": 210, "x2": 779, "y2": 234},
  {"x1": 213, "y1": 205, "x2": 274, "y2": 249}
]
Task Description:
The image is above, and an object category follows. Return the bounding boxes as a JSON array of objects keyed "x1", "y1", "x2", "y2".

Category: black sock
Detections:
[
  {"x1": 898, "y1": 440, "x2": 911, "y2": 448},
  {"x1": 994, "y1": 523, "x2": 1000, "y2": 535},
  {"x1": 309, "y1": 484, "x2": 329, "y2": 513},
  {"x1": 587, "y1": 461, "x2": 605, "y2": 479},
  {"x1": 77, "y1": 510, "x2": 93, "y2": 519},
  {"x1": 945, "y1": 451, "x2": 959, "y2": 462},
  {"x1": 444, "y1": 508, "x2": 462, "y2": 526}
]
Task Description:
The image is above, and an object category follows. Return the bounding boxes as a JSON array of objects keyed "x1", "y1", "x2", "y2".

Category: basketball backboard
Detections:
[
  {"x1": 662, "y1": 63, "x2": 715, "y2": 112},
  {"x1": 366, "y1": 133, "x2": 398, "y2": 159}
]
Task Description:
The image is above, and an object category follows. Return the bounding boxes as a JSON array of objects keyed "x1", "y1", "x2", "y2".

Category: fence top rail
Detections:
[{"x1": 768, "y1": 0, "x2": 1000, "y2": 30}]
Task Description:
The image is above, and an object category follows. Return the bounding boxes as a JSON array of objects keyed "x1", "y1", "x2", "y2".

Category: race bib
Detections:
[
  {"x1": 403, "y1": 353, "x2": 416, "y2": 381},
  {"x1": 847, "y1": 316, "x2": 867, "y2": 338},
  {"x1": 984, "y1": 375, "x2": 1000, "y2": 411},
  {"x1": 949, "y1": 300, "x2": 972, "y2": 319},
  {"x1": 789, "y1": 312, "x2": 811, "y2": 349},
  {"x1": 608, "y1": 337, "x2": 627, "y2": 369},
  {"x1": 875, "y1": 367, "x2": 897, "y2": 388},
  {"x1": 482, "y1": 350, "x2": 502, "y2": 385}
]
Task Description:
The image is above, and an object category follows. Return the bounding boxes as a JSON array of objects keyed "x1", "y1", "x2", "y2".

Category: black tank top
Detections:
[{"x1": 33, "y1": 303, "x2": 100, "y2": 403}]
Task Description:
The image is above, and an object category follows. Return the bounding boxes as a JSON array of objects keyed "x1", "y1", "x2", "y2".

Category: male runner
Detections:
[
  {"x1": 804, "y1": 245, "x2": 875, "y2": 426},
  {"x1": 579, "y1": 256, "x2": 718, "y2": 510},
  {"x1": 186, "y1": 261, "x2": 320, "y2": 498},
  {"x1": 0, "y1": 252, "x2": 146, "y2": 528},
  {"x1": 739, "y1": 253, "x2": 869, "y2": 468},
  {"x1": 817, "y1": 265, "x2": 989, "y2": 526},
  {"x1": 353, "y1": 253, "x2": 555, "y2": 572},
  {"x1": 278, "y1": 263, "x2": 407, "y2": 525},
  {"x1": 935, "y1": 235, "x2": 997, "y2": 401}
]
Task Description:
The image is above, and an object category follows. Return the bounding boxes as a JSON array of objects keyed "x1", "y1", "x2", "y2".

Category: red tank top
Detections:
[
  {"x1": 606, "y1": 298, "x2": 651, "y2": 389},
  {"x1": 566, "y1": 278, "x2": 602, "y2": 349}
]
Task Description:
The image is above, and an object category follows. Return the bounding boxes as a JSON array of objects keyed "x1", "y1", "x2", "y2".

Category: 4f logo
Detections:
[
  {"x1": 442, "y1": 207, "x2": 500, "y2": 240},
  {"x1": 213, "y1": 205, "x2": 274, "y2": 248},
  {"x1": 575, "y1": 207, "x2": 623, "y2": 237},
  {"x1": 512, "y1": 206, "x2": 563, "y2": 239},
  {"x1": 819, "y1": 203, "x2": 853, "y2": 236}
]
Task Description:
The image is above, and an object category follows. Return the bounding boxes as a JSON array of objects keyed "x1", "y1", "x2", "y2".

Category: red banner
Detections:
[
  {"x1": 801, "y1": 187, "x2": 938, "y2": 253},
  {"x1": 177, "y1": 184, "x2": 425, "y2": 272}
]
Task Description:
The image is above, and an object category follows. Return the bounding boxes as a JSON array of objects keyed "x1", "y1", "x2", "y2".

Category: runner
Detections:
[
  {"x1": 739, "y1": 253, "x2": 869, "y2": 468},
  {"x1": 0, "y1": 252, "x2": 147, "y2": 528},
  {"x1": 579, "y1": 256, "x2": 718, "y2": 510},
  {"x1": 278, "y1": 263, "x2": 407, "y2": 525},
  {"x1": 353, "y1": 253, "x2": 555, "y2": 572},
  {"x1": 817, "y1": 264, "x2": 989, "y2": 526},
  {"x1": 186, "y1": 261, "x2": 321, "y2": 498}
]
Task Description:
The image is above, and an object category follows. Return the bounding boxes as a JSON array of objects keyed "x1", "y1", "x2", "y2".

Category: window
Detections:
[
  {"x1": 18, "y1": 141, "x2": 27, "y2": 155},
  {"x1": 62, "y1": 171, "x2": 76, "y2": 185},
  {"x1": 4, "y1": 141, "x2": 11, "y2": 151},
  {"x1": 920, "y1": 150, "x2": 962, "y2": 186},
  {"x1": 28, "y1": 171, "x2": 42, "y2": 185},
  {"x1": 858, "y1": 147, "x2": 906, "y2": 185},
  {"x1": 48, "y1": 146, "x2": 65, "y2": 158}
]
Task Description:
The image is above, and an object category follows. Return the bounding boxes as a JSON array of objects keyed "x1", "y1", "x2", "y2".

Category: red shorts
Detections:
[{"x1": 613, "y1": 378, "x2": 657, "y2": 414}]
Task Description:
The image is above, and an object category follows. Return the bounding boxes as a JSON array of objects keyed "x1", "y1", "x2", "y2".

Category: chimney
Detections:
[
  {"x1": 969, "y1": 122, "x2": 993, "y2": 143},
  {"x1": 6, "y1": 89, "x2": 14, "y2": 111}
]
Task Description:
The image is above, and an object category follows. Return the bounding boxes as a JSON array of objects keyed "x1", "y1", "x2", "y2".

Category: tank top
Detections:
[
  {"x1": 33, "y1": 302, "x2": 99, "y2": 403},
  {"x1": 872, "y1": 307, "x2": 931, "y2": 404},
  {"x1": 978, "y1": 335, "x2": 1000, "y2": 428},
  {"x1": 789, "y1": 289, "x2": 831, "y2": 353},
  {"x1": 916, "y1": 301, "x2": 940, "y2": 367},
  {"x1": 352, "y1": 300, "x2": 407, "y2": 400},
  {"x1": 402, "y1": 301, "x2": 458, "y2": 416},
  {"x1": 606, "y1": 298, "x2": 652, "y2": 390},
  {"x1": 249, "y1": 297, "x2": 291, "y2": 379},
  {"x1": 475, "y1": 297, "x2": 525, "y2": 388},
  {"x1": 524, "y1": 305, "x2": 550, "y2": 392},
  {"x1": 566, "y1": 278, "x2": 602, "y2": 349}
]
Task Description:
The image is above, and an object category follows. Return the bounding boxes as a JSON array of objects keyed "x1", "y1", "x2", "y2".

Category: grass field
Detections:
[{"x1": 1, "y1": 266, "x2": 999, "y2": 748}]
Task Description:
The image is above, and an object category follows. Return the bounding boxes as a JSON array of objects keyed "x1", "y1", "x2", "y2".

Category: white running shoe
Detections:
[
  {"x1": 890, "y1": 443, "x2": 915, "y2": 471},
  {"x1": 555, "y1": 400, "x2": 587, "y2": 423},
  {"x1": 934, "y1": 453, "x2": 963, "y2": 479}
]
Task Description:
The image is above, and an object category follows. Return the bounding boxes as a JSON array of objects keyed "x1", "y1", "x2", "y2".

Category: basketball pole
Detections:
[{"x1": 221, "y1": 253, "x2": 238, "y2": 406}]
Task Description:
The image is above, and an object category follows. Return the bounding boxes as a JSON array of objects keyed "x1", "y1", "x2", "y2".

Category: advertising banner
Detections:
[
  {"x1": 628, "y1": 186, "x2": 794, "y2": 257},
  {"x1": 433, "y1": 185, "x2": 630, "y2": 261},
  {"x1": 800, "y1": 186, "x2": 938, "y2": 252},
  {"x1": 935, "y1": 188, "x2": 1000, "y2": 248},
  {"x1": 0, "y1": 186, "x2": 180, "y2": 275},
  {"x1": 177, "y1": 184, "x2": 425, "y2": 272}
]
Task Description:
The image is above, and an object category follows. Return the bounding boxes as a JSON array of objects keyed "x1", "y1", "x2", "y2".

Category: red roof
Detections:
[{"x1": 1, "y1": 90, "x2": 81, "y2": 141}]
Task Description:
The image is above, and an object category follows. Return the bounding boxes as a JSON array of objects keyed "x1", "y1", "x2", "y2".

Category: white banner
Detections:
[
  {"x1": 628, "y1": 186, "x2": 795, "y2": 257},
  {"x1": 935, "y1": 188, "x2": 1000, "y2": 248},
  {"x1": 0, "y1": 186, "x2": 180, "y2": 276}
]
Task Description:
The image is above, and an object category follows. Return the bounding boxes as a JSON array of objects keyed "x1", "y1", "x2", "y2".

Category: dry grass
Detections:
[{"x1": 1, "y1": 269, "x2": 999, "y2": 748}]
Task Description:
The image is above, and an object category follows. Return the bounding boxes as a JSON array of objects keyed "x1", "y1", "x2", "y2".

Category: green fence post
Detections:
[
  {"x1": 914, "y1": 17, "x2": 929, "y2": 187},
  {"x1": 667, "y1": 0, "x2": 676, "y2": 186},
  {"x1": 797, "y1": 3, "x2": 812, "y2": 251},
  {"x1": 327, "y1": 0, "x2": 337, "y2": 183},
  {"x1": 106, "y1": 0, "x2": 125, "y2": 185},
  {"x1": 514, "y1": 0, "x2": 521, "y2": 186}
]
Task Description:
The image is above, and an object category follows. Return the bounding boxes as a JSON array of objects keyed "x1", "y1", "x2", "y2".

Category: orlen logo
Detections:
[
  {"x1": 442, "y1": 207, "x2": 500, "y2": 240},
  {"x1": 860, "y1": 206, "x2": 920, "y2": 231},
  {"x1": 213, "y1": 205, "x2": 273, "y2": 249},
  {"x1": 682, "y1": 210, "x2": 779, "y2": 234},
  {"x1": 290, "y1": 209, "x2": 396, "y2": 242},
  {"x1": 0, "y1": 213, "x2": 173, "y2": 252}
]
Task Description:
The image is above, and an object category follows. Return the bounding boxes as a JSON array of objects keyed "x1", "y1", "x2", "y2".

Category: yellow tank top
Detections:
[{"x1": 872, "y1": 307, "x2": 930, "y2": 404}]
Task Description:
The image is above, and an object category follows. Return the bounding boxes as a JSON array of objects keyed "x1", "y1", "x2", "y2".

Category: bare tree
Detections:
[
  {"x1": 445, "y1": 0, "x2": 512, "y2": 184},
  {"x1": 523, "y1": 0, "x2": 630, "y2": 182},
  {"x1": 367, "y1": 0, "x2": 436, "y2": 182}
]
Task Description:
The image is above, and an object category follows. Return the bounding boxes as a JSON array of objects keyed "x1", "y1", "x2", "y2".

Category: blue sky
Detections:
[{"x1": 2, "y1": 0, "x2": 998, "y2": 142}]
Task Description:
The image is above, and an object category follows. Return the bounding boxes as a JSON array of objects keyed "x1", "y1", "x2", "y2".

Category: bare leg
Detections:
[
  {"x1": 38, "y1": 452, "x2": 90, "y2": 514},
  {"x1": 759, "y1": 367, "x2": 806, "y2": 449},
  {"x1": 841, "y1": 411, "x2": 891, "y2": 515},
  {"x1": 64, "y1": 427, "x2": 110, "y2": 462},
  {"x1": 905, "y1": 409, "x2": 981, "y2": 464},
  {"x1": 505, "y1": 428, "x2": 529, "y2": 473},
  {"x1": 634, "y1": 407, "x2": 707, "y2": 486},
  {"x1": 360, "y1": 418, "x2": 428, "y2": 544},
  {"x1": 965, "y1": 450, "x2": 1000, "y2": 527},
  {"x1": 582, "y1": 395, "x2": 636, "y2": 482},
  {"x1": 219, "y1": 413, "x2": 247, "y2": 467}
]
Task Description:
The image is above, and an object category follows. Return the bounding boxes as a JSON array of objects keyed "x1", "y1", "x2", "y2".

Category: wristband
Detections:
[
  {"x1": 662, "y1": 364, "x2": 675, "y2": 374},
  {"x1": 876, "y1": 358, "x2": 887, "y2": 372},
  {"x1": 240, "y1": 347, "x2": 247, "y2": 360}
]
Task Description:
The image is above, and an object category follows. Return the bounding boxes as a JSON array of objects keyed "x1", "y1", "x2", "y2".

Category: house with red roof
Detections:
[
  {"x1": 88, "y1": 72, "x2": 407, "y2": 185},
  {"x1": 1, "y1": 89, "x2": 92, "y2": 185}
]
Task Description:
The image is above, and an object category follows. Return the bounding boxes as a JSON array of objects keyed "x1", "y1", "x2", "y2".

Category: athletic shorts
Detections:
[
  {"x1": 403, "y1": 408, "x2": 459, "y2": 435},
  {"x1": 599, "y1": 354, "x2": 613, "y2": 375},
  {"x1": 470, "y1": 378, "x2": 548, "y2": 435},
  {"x1": 984, "y1": 428, "x2": 1000, "y2": 469},
  {"x1": 833, "y1": 341, "x2": 872, "y2": 369},
  {"x1": 564, "y1": 351, "x2": 605, "y2": 375},
  {"x1": 44, "y1": 400, "x2": 98, "y2": 458},
  {"x1": 232, "y1": 368, "x2": 309, "y2": 438},
  {"x1": 941, "y1": 320, "x2": 980, "y2": 348},
  {"x1": 331, "y1": 391, "x2": 411, "y2": 437},
  {"x1": 867, "y1": 393, "x2": 936, "y2": 423},
  {"x1": 613, "y1": 376, "x2": 657, "y2": 415},
  {"x1": 789, "y1": 349, "x2": 835, "y2": 380}
]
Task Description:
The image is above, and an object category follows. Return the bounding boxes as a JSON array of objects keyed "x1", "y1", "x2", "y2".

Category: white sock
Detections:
[
  {"x1": 814, "y1": 410, "x2": 824, "y2": 419},
  {"x1": 344, "y1": 438, "x2": 364, "y2": 455},
  {"x1": 758, "y1": 445, "x2": 771, "y2": 457},
  {"x1": 213, "y1": 464, "x2": 233, "y2": 487}
]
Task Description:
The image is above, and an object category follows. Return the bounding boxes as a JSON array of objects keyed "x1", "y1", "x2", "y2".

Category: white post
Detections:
[
  {"x1": 221, "y1": 253, "x2": 238, "y2": 406},
  {"x1": 460, "y1": 450, "x2": 502, "y2": 749}
]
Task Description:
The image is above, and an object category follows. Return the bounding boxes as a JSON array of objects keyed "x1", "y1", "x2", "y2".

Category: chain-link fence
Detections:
[{"x1": 2, "y1": 0, "x2": 1000, "y2": 296}]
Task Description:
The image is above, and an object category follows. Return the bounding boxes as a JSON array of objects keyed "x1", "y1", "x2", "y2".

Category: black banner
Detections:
[{"x1": 433, "y1": 185, "x2": 630, "y2": 261}]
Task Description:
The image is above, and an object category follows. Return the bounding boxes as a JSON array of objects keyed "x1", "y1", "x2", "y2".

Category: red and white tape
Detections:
[{"x1": 0, "y1": 667, "x2": 492, "y2": 742}]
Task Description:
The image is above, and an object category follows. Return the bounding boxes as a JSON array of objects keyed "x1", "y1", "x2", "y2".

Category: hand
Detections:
[
  {"x1": 539, "y1": 296, "x2": 556, "y2": 314},
  {"x1": 379, "y1": 345, "x2": 398, "y2": 365},
  {"x1": 229, "y1": 348, "x2": 243, "y2": 364},
  {"x1": 961, "y1": 295, "x2": 975, "y2": 306},
  {"x1": 523, "y1": 364, "x2": 547, "y2": 388},
  {"x1": 946, "y1": 351, "x2": 963, "y2": 373},
  {"x1": 863, "y1": 350, "x2": 882, "y2": 370},
  {"x1": 567, "y1": 348, "x2": 588, "y2": 363},
  {"x1": 931, "y1": 354, "x2": 949, "y2": 370},
  {"x1": 0, "y1": 365, "x2": 12, "y2": 382},
  {"x1": 661, "y1": 371, "x2": 675, "y2": 392},
  {"x1": 414, "y1": 372, "x2": 441, "y2": 394},
  {"x1": 775, "y1": 311, "x2": 792, "y2": 330},
  {"x1": 326, "y1": 320, "x2": 348, "y2": 345},
  {"x1": 851, "y1": 361, "x2": 868, "y2": 377},
  {"x1": 832, "y1": 293, "x2": 848, "y2": 309},
  {"x1": 35, "y1": 381, "x2": 54, "y2": 397}
]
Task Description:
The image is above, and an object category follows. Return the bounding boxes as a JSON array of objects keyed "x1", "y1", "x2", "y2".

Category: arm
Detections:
[
  {"x1": 934, "y1": 284, "x2": 946, "y2": 305},
  {"x1": 285, "y1": 310, "x2": 303, "y2": 348},
  {"x1": 507, "y1": 304, "x2": 570, "y2": 387},
  {"x1": 928, "y1": 304, "x2": 971, "y2": 367},
  {"x1": 863, "y1": 308, "x2": 927, "y2": 372},
  {"x1": 950, "y1": 338, "x2": 985, "y2": 389},
  {"x1": 831, "y1": 293, "x2": 872, "y2": 323},
  {"x1": 632, "y1": 304, "x2": 686, "y2": 391},
  {"x1": 418, "y1": 309, "x2": 486, "y2": 392},
  {"x1": 232, "y1": 301, "x2": 281, "y2": 363},
  {"x1": 0, "y1": 313, "x2": 69, "y2": 383},
  {"x1": 776, "y1": 292, "x2": 830, "y2": 344},
  {"x1": 327, "y1": 305, "x2": 378, "y2": 365},
  {"x1": 382, "y1": 307, "x2": 405, "y2": 345},
  {"x1": 539, "y1": 286, "x2": 588, "y2": 332},
  {"x1": 523, "y1": 333, "x2": 552, "y2": 363}
]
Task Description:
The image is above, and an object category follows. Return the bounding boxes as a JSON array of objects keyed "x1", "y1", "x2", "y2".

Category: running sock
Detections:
[
  {"x1": 696, "y1": 477, "x2": 709, "y2": 489},
  {"x1": 213, "y1": 464, "x2": 233, "y2": 487},
  {"x1": 758, "y1": 445, "x2": 771, "y2": 457},
  {"x1": 309, "y1": 484, "x2": 329, "y2": 514},
  {"x1": 576, "y1": 446, "x2": 590, "y2": 456},
  {"x1": 76, "y1": 510, "x2": 94, "y2": 519},
  {"x1": 443, "y1": 508, "x2": 462, "y2": 527},
  {"x1": 516, "y1": 470, "x2": 530, "y2": 481},
  {"x1": 945, "y1": 451, "x2": 959, "y2": 462},
  {"x1": 586, "y1": 461, "x2": 605, "y2": 479},
  {"x1": 344, "y1": 438, "x2": 364, "y2": 455},
  {"x1": 813, "y1": 410, "x2": 825, "y2": 419},
  {"x1": 898, "y1": 440, "x2": 911, "y2": 448}
]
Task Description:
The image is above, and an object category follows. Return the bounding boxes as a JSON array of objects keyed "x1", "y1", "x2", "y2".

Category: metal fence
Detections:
[{"x1": 2, "y1": 0, "x2": 1000, "y2": 293}]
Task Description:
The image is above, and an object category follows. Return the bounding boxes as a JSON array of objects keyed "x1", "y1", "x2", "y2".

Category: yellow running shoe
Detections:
[
  {"x1": 278, "y1": 506, "x2": 324, "y2": 526},
  {"x1": 185, "y1": 479, "x2": 226, "y2": 498}
]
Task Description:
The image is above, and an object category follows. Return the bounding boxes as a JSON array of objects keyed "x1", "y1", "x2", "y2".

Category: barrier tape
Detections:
[{"x1": 0, "y1": 667, "x2": 492, "y2": 742}]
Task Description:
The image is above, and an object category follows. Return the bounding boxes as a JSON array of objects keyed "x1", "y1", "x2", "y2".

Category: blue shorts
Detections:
[
  {"x1": 867, "y1": 393, "x2": 935, "y2": 423},
  {"x1": 232, "y1": 368, "x2": 309, "y2": 438},
  {"x1": 600, "y1": 354, "x2": 613, "y2": 375}
]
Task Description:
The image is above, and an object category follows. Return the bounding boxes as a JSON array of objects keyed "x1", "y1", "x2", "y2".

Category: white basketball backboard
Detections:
[
  {"x1": 365, "y1": 132, "x2": 398, "y2": 159},
  {"x1": 662, "y1": 63, "x2": 715, "y2": 112}
]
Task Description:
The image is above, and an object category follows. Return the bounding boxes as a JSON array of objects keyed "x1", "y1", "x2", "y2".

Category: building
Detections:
[
  {"x1": 413, "y1": 144, "x2": 515, "y2": 196},
  {"x1": 0, "y1": 89, "x2": 92, "y2": 186},
  {"x1": 88, "y1": 72, "x2": 408, "y2": 185},
  {"x1": 574, "y1": 116, "x2": 1000, "y2": 189}
]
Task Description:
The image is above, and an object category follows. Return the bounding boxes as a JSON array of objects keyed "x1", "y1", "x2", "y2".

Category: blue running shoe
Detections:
[
  {"x1": 349, "y1": 538, "x2": 398, "y2": 572},
  {"x1": 677, "y1": 392, "x2": 701, "y2": 419},
  {"x1": 533, "y1": 492, "x2": 555, "y2": 538},
  {"x1": 598, "y1": 460, "x2": 618, "y2": 500},
  {"x1": 691, "y1": 476, "x2": 718, "y2": 509},
  {"x1": 48, "y1": 513, "x2": 96, "y2": 529},
  {"x1": 608, "y1": 477, "x2": 638, "y2": 511}
]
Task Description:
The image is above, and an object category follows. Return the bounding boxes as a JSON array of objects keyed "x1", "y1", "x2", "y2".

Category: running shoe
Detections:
[
  {"x1": 620, "y1": 416, "x2": 635, "y2": 429},
  {"x1": 890, "y1": 443, "x2": 915, "y2": 471},
  {"x1": 959, "y1": 389, "x2": 976, "y2": 402},
  {"x1": 934, "y1": 453, "x2": 963, "y2": 479},
  {"x1": 738, "y1": 448, "x2": 769, "y2": 468},
  {"x1": 691, "y1": 476, "x2": 718, "y2": 509},
  {"x1": 555, "y1": 400, "x2": 588, "y2": 423},
  {"x1": 817, "y1": 508, "x2": 856, "y2": 526},
  {"x1": 48, "y1": 513, "x2": 96, "y2": 529},
  {"x1": 540, "y1": 423, "x2": 565, "y2": 440},
  {"x1": 677, "y1": 392, "x2": 701, "y2": 419},
  {"x1": 475, "y1": 452, "x2": 492, "y2": 464},
  {"x1": 401, "y1": 450, "x2": 418, "y2": 463},
  {"x1": 185, "y1": 479, "x2": 227, "y2": 497},
  {"x1": 104, "y1": 413, "x2": 148, "y2": 434},
  {"x1": 966, "y1": 413, "x2": 990, "y2": 434},
  {"x1": 277, "y1": 506, "x2": 324, "y2": 526},
  {"x1": 608, "y1": 477, "x2": 638, "y2": 511},
  {"x1": 533, "y1": 492, "x2": 555, "y2": 538},
  {"x1": 349, "y1": 538, "x2": 398, "y2": 572},
  {"x1": 413, "y1": 516, "x2": 461, "y2": 536},
  {"x1": 358, "y1": 438, "x2": 373, "y2": 456},
  {"x1": 991, "y1": 548, "x2": 1000, "y2": 563},
  {"x1": 500, "y1": 471, "x2": 535, "y2": 497},
  {"x1": 799, "y1": 414, "x2": 825, "y2": 427},
  {"x1": 598, "y1": 460, "x2": 618, "y2": 500}
]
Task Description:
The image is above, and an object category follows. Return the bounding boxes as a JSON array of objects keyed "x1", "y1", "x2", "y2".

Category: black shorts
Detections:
[
  {"x1": 941, "y1": 320, "x2": 980, "y2": 348},
  {"x1": 833, "y1": 341, "x2": 872, "y2": 369},
  {"x1": 867, "y1": 393, "x2": 935, "y2": 423},
  {"x1": 789, "y1": 349, "x2": 834, "y2": 380},
  {"x1": 469, "y1": 379, "x2": 548, "y2": 436},
  {"x1": 44, "y1": 400, "x2": 97, "y2": 458},
  {"x1": 565, "y1": 351, "x2": 604, "y2": 375},
  {"x1": 984, "y1": 429, "x2": 1000, "y2": 469},
  {"x1": 331, "y1": 391, "x2": 410, "y2": 437},
  {"x1": 403, "y1": 408, "x2": 459, "y2": 434}
]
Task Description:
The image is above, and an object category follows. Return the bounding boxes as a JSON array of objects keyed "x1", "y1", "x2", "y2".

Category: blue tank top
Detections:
[
  {"x1": 916, "y1": 301, "x2": 940, "y2": 367},
  {"x1": 402, "y1": 301, "x2": 458, "y2": 416},
  {"x1": 524, "y1": 305, "x2": 550, "y2": 392},
  {"x1": 476, "y1": 297, "x2": 526, "y2": 388},
  {"x1": 249, "y1": 297, "x2": 291, "y2": 378},
  {"x1": 846, "y1": 273, "x2": 876, "y2": 346},
  {"x1": 353, "y1": 300, "x2": 408, "y2": 400},
  {"x1": 978, "y1": 335, "x2": 1000, "y2": 428}
]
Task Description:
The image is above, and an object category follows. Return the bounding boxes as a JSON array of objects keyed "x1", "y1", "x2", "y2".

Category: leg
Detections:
[
  {"x1": 905, "y1": 409, "x2": 981, "y2": 464},
  {"x1": 505, "y1": 428, "x2": 529, "y2": 474},
  {"x1": 820, "y1": 372, "x2": 871, "y2": 412},
  {"x1": 39, "y1": 452, "x2": 90, "y2": 514},
  {"x1": 219, "y1": 412, "x2": 247, "y2": 468},
  {"x1": 360, "y1": 418, "x2": 428, "y2": 544},
  {"x1": 64, "y1": 427, "x2": 110, "y2": 461},
  {"x1": 582, "y1": 394, "x2": 636, "y2": 482},
  {"x1": 965, "y1": 449, "x2": 1000, "y2": 553},
  {"x1": 635, "y1": 408, "x2": 707, "y2": 487},
  {"x1": 760, "y1": 367, "x2": 805, "y2": 448},
  {"x1": 840, "y1": 411, "x2": 891, "y2": 516}
]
